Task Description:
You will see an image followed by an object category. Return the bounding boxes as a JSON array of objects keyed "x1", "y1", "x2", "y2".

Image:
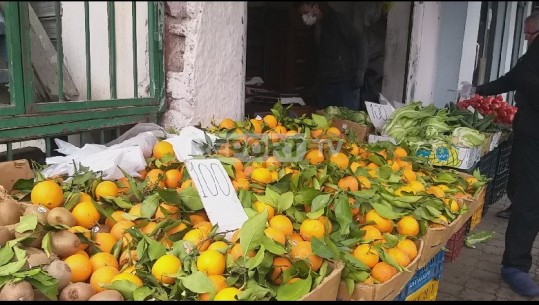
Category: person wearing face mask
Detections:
[
  {"x1": 293, "y1": 2, "x2": 368, "y2": 111},
  {"x1": 470, "y1": 11, "x2": 539, "y2": 297}
]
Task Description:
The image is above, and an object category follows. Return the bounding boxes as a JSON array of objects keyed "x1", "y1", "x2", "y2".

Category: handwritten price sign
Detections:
[
  {"x1": 185, "y1": 158, "x2": 248, "y2": 240},
  {"x1": 365, "y1": 101, "x2": 395, "y2": 131}
]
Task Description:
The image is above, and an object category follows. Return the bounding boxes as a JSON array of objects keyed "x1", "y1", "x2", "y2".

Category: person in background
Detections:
[
  {"x1": 293, "y1": 1, "x2": 368, "y2": 111},
  {"x1": 473, "y1": 11, "x2": 539, "y2": 297}
]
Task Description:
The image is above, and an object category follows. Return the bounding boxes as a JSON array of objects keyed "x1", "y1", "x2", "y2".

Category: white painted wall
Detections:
[
  {"x1": 162, "y1": 2, "x2": 247, "y2": 131},
  {"x1": 405, "y1": 2, "x2": 442, "y2": 105},
  {"x1": 61, "y1": 1, "x2": 149, "y2": 101},
  {"x1": 457, "y1": 2, "x2": 482, "y2": 88}
]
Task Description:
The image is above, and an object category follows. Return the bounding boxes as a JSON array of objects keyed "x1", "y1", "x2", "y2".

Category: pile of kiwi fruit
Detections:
[{"x1": 0, "y1": 188, "x2": 122, "y2": 301}]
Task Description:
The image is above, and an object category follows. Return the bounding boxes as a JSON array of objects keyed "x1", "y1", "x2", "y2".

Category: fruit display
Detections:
[
  {"x1": 0, "y1": 102, "x2": 487, "y2": 301},
  {"x1": 457, "y1": 94, "x2": 518, "y2": 125}
]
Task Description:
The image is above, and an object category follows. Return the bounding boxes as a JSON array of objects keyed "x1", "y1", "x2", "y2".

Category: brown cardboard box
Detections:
[
  {"x1": 0, "y1": 159, "x2": 34, "y2": 193},
  {"x1": 337, "y1": 240, "x2": 424, "y2": 301},
  {"x1": 480, "y1": 133, "x2": 493, "y2": 157},
  {"x1": 300, "y1": 261, "x2": 344, "y2": 301},
  {"x1": 315, "y1": 110, "x2": 373, "y2": 143}
]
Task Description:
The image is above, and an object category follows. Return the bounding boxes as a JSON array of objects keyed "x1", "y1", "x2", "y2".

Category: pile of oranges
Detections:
[{"x1": 24, "y1": 108, "x2": 485, "y2": 301}]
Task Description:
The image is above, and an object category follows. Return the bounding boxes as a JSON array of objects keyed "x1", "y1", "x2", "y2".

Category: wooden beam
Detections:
[{"x1": 28, "y1": 3, "x2": 79, "y2": 101}]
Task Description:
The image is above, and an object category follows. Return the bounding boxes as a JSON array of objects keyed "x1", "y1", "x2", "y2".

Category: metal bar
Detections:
[
  {"x1": 84, "y1": 1, "x2": 91, "y2": 100},
  {"x1": 148, "y1": 2, "x2": 156, "y2": 98},
  {"x1": 80, "y1": 132, "x2": 85, "y2": 147},
  {"x1": 115, "y1": 126, "x2": 121, "y2": 138},
  {"x1": 132, "y1": 1, "x2": 138, "y2": 97},
  {"x1": 107, "y1": 2, "x2": 117, "y2": 99},
  {"x1": 19, "y1": 2, "x2": 35, "y2": 113},
  {"x1": 55, "y1": 2, "x2": 64, "y2": 102},
  {"x1": 45, "y1": 137, "x2": 51, "y2": 157},
  {"x1": 32, "y1": 97, "x2": 157, "y2": 112},
  {"x1": 7, "y1": 143, "x2": 13, "y2": 161},
  {"x1": 0, "y1": 114, "x2": 157, "y2": 141},
  {"x1": 1, "y1": 105, "x2": 160, "y2": 129}
]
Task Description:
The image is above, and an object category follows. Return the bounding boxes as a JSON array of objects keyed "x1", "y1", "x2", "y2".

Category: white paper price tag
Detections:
[
  {"x1": 185, "y1": 158, "x2": 248, "y2": 240},
  {"x1": 365, "y1": 102, "x2": 395, "y2": 131},
  {"x1": 368, "y1": 134, "x2": 397, "y2": 145}
]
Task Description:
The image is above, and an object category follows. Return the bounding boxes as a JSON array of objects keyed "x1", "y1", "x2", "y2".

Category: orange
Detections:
[
  {"x1": 318, "y1": 216, "x2": 333, "y2": 234},
  {"x1": 444, "y1": 198, "x2": 460, "y2": 213},
  {"x1": 269, "y1": 215, "x2": 294, "y2": 236},
  {"x1": 164, "y1": 169, "x2": 183, "y2": 189},
  {"x1": 396, "y1": 216, "x2": 419, "y2": 237},
  {"x1": 228, "y1": 243, "x2": 256, "y2": 261},
  {"x1": 166, "y1": 222, "x2": 188, "y2": 236},
  {"x1": 73, "y1": 249, "x2": 89, "y2": 258},
  {"x1": 199, "y1": 274, "x2": 228, "y2": 300},
  {"x1": 194, "y1": 221, "x2": 213, "y2": 235},
  {"x1": 68, "y1": 226, "x2": 91, "y2": 250},
  {"x1": 250, "y1": 119, "x2": 263, "y2": 134},
  {"x1": 155, "y1": 203, "x2": 180, "y2": 220},
  {"x1": 31, "y1": 180, "x2": 64, "y2": 209},
  {"x1": 137, "y1": 168, "x2": 149, "y2": 181},
  {"x1": 270, "y1": 257, "x2": 292, "y2": 285},
  {"x1": 146, "y1": 169, "x2": 166, "y2": 188},
  {"x1": 397, "y1": 239, "x2": 418, "y2": 260},
  {"x1": 111, "y1": 272, "x2": 143, "y2": 288},
  {"x1": 251, "y1": 168, "x2": 272, "y2": 184},
  {"x1": 365, "y1": 210, "x2": 394, "y2": 233},
  {"x1": 180, "y1": 179, "x2": 194, "y2": 190},
  {"x1": 153, "y1": 141, "x2": 175, "y2": 159},
  {"x1": 197, "y1": 250, "x2": 225, "y2": 276},
  {"x1": 253, "y1": 201, "x2": 275, "y2": 220},
  {"x1": 94, "y1": 232, "x2": 118, "y2": 254},
  {"x1": 371, "y1": 261, "x2": 398, "y2": 283},
  {"x1": 116, "y1": 177, "x2": 131, "y2": 194},
  {"x1": 326, "y1": 127, "x2": 341, "y2": 138},
  {"x1": 110, "y1": 220, "x2": 135, "y2": 241},
  {"x1": 401, "y1": 168, "x2": 417, "y2": 183},
  {"x1": 182, "y1": 229, "x2": 211, "y2": 251},
  {"x1": 290, "y1": 241, "x2": 323, "y2": 272},
  {"x1": 350, "y1": 161, "x2": 361, "y2": 174},
  {"x1": 305, "y1": 149, "x2": 325, "y2": 165},
  {"x1": 189, "y1": 211, "x2": 209, "y2": 225},
  {"x1": 288, "y1": 233, "x2": 304, "y2": 246},
  {"x1": 214, "y1": 287, "x2": 240, "y2": 301},
  {"x1": 299, "y1": 219, "x2": 325, "y2": 241},
  {"x1": 353, "y1": 244, "x2": 380, "y2": 268},
  {"x1": 64, "y1": 254, "x2": 92, "y2": 282},
  {"x1": 208, "y1": 241, "x2": 229, "y2": 252},
  {"x1": 310, "y1": 128, "x2": 324, "y2": 139},
  {"x1": 105, "y1": 211, "x2": 128, "y2": 228},
  {"x1": 426, "y1": 186, "x2": 445, "y2": 199},
  {"x1": 263, "y1": 115, "x2": 278, "y2": 129},
  {"x1": 387, "y1": 247, "x2": 411, "y2": 267},
  {"x1": 394, "y1": 147, "x2": 408, "y2": 158},
  {"x1": 119, "y1": 250, "x2": 138, "y2": 267},
  {"x1": 95, "y1": 181, "x2": 119, "y2": 201},
  {"x1": 338, "y1": 176, "x2": 359, "y2": 192},
  {"x1": 329, "y1": 152, "x2": 349, "y2": 170},
  {"x1": 219, "y1": 118, "x2": 236, "y2": 130},
  {"x1": 78, "y1": 192, "x2": 93, "y2": 204},
  {"x1": 89, "y1": 252, "x2": 120, "y2": 273},
  {"x1": 232, "y1": 178, "x2": 250, "y2": 191},
  {"x1": 90, "y1": 266, "x2": 119, "y2": 293},
  {"x1": 264, "y1": 227, "x2": 286, "y2": 245},
  {"x1": 71, "y1": 201, "x2": 100, "y2": 229},
  {"x1": 356, "y1": 176, "x2": 371, "y2": 189},
  {"x1": 152, "y1": 254, "x2": 182, "y2": 284},
  {"x1": 360, "y1": 225, "x2": 383, "y2": 241},
  {"x1": 129, "y1": 203, "x2": 142, "y2": 217},
  {"x1": 218, "y1": 143, "x2": 234, "y2": 157},
  {"x1": 264, "y1": 156, "x2": 281, "y2": 168},
  {"x1": 430, "y1": 215, "x2": 449, "y2": 228}
]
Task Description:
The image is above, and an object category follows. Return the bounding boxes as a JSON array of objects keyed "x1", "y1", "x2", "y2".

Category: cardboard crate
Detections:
[
  {"x1": 480, "y1": 133, "x2": 493, "y2": 157},
  {"x1": 469, "y1": 202, "x2": 485, "y2": 231},
  {"x1": 416, "y1": 143, "x2": 480, "y2": 170},
  {"x1": 394, "y1": 249, "x2": 445, "y2": 301},
  {"x1": 336, "y1": 240, "x2": 423, "y2": 301},
  {"x1": 300, "y1": 261, "x2": 344, "y2": 301},
  {"x1": 0, "y1": 159, "x2": 35, "y2": 193},
  {"x1": 315, "y1": 110, "x2": 373, "y2": 144}
]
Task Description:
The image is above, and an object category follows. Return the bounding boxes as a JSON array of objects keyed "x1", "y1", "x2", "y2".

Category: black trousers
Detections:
[{"x1": 502, "y1": 132, "x2": 539, "y2": 272}]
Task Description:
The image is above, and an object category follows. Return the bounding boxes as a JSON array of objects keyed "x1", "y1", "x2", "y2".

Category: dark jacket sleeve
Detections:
[
  {"x1": 337, "y1": 18, "x2": 368, "y2": 87},
  {"x1": 475, "y1": 72, "x2": 517, "y2": 96}
]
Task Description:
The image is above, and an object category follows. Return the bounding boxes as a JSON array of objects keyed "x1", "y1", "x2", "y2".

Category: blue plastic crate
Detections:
[{"x1": 394, "y1": 250, "x2": 445, "y2": 301}]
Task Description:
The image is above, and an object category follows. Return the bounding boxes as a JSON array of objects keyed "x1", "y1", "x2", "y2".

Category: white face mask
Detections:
[{"x1": 302, "y1": 13, "x2": 317, "y2": 26}]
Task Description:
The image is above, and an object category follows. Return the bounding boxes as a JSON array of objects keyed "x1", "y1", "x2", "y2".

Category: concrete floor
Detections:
[{"x1": 437, "y1": 196, "x2": 539, "y2": 301}]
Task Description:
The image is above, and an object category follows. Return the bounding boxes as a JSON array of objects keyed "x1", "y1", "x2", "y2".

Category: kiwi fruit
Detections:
[
  {"x1": 47, "y1": 207, "x2": 76, "y2": 227},
  {"x1": 88, "y1": 290, "x2": 124, "y2": 301},
  {"x1": 44, "y1": 259, "x2": 72, "y2": 290},
  {"x1": 0, "y1": 280, "x2": 34, "y2": 301},
  {"x1": 23, "y1": 205, "x2": 50, "y2": 225},
  {"x1": 50, "y1": 230, "x2": 81, "y2": 258},
  {"x1": 0, "y1": 200, "x2": 22, "y2": 226},
  {"x1": 26, "y1": 247, "x2": 56, "y2": 268},
  {"x1": 59, "y1": 282, "x2": 96, "y2": 301},
  {"x1": 0, "y1": 227, "x2": 13, "y2": 246},
  {"x1": 14, "y1": 223, "x2": 46, "y2": 248}
]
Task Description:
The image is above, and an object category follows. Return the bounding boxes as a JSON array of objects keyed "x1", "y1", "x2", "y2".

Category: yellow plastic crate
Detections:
[
  {"x1": 405, "y1": 280, "x2": 439, "y2": 301},
  {"x1": 470, "y1": 202, "x2": 485, "y2": 231}
]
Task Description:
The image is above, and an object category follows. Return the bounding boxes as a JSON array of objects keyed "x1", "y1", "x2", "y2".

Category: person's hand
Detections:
[{"x1": 458, "y1": 81, "x2": 476, "y2": 99}]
